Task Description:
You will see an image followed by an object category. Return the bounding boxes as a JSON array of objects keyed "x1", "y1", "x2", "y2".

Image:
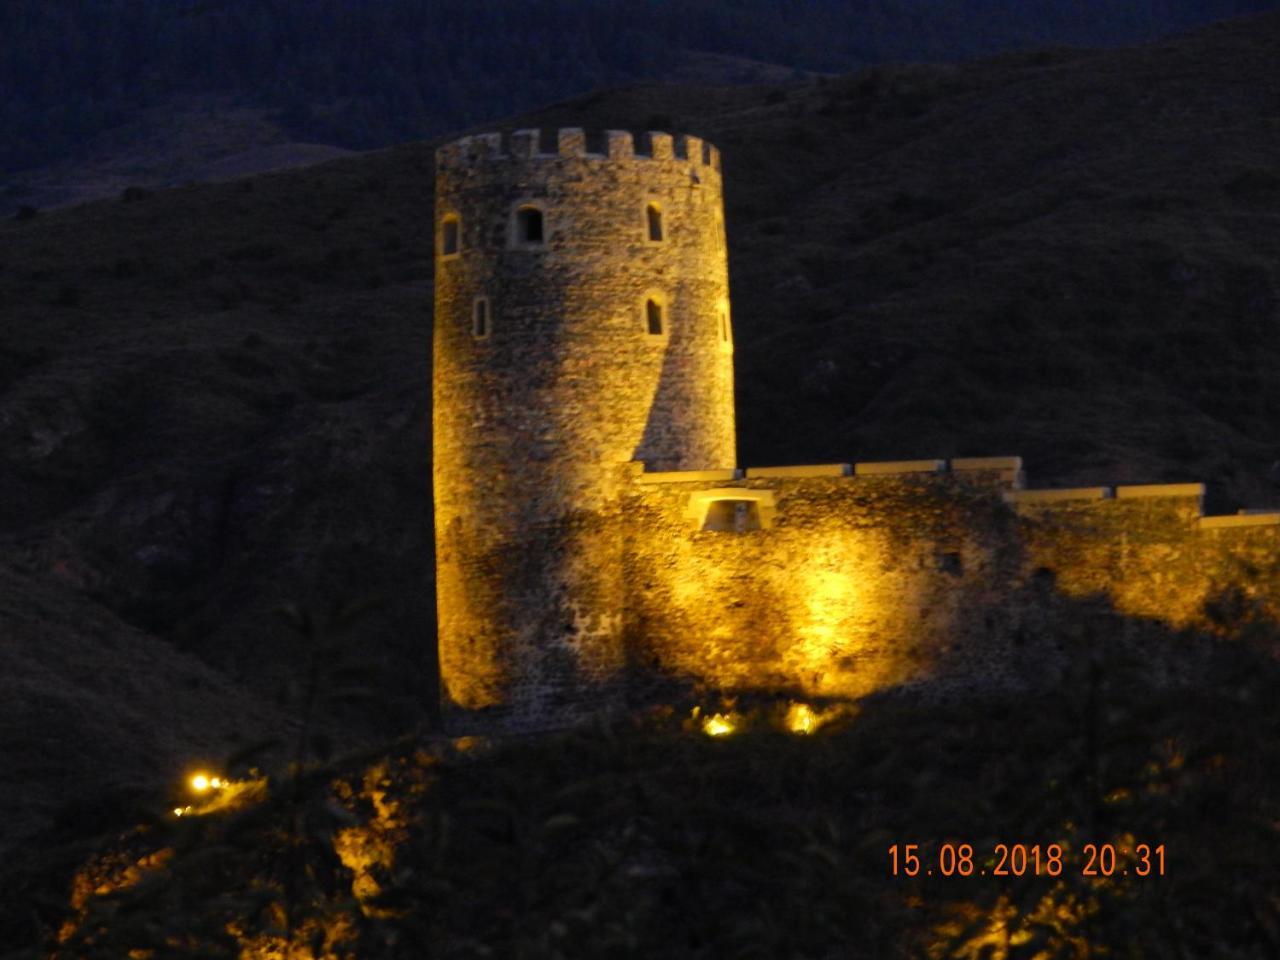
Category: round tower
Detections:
[{"x1": 433, "y1": 127, "x2": 735, "y2": 728}]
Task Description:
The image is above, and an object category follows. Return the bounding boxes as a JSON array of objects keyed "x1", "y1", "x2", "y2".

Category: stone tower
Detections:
[{"x1": 433, "y1": 127, "x2": 735, "y2": 728}]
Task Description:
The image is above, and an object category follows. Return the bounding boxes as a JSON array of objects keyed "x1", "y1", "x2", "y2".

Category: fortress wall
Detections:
[
  {"x1": 434, "y1": 506, "x2": 626, "y2": 725},
  {"x1": 434, "y1": 128, "x2": 733, "y2": 728},
  {"x1": 622, "y1": 468, "x2": 1280, "y2": 704},
  {"x1": 1007, "y1": 488, "x2": 1206, "y2": 628},
  {"x1": 431, "y1": 121, "x2": 1280, "y2": 729},
  {"x1": 1195, "y1": 517, "x2": 1280, "y2": 632},
  {"x1": 1009, "y1": 486, "x2": 1280, "y2": 635},
  {"x1": 621, "y1": 469, "x2": 1026, "y2": 700}
]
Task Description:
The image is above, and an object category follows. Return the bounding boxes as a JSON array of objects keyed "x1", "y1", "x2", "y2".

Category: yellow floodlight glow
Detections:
[
  {"x1": 702, "y1": 713, "x2": 736, "y2": 737},
  {"x1": 785, "y1": 702, "x2": 818, "y2": 734},
  {"x1": 189, "y1": 772, "x2": 228, "y2": 794}
]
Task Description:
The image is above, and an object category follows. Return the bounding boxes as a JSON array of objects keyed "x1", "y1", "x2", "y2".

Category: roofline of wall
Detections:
[
  {"x1": 745, "y1": 464, "x2": 851, "y2": 478},
  {"x1": 1003, "y1": 486, "x2": 1113, "y2": 503},
  {"x1": 636, "y1": 469, "x2": 741, "y2": 485},
  {"x1": 1115, "y1": 483, "x2": 1206, "y2": 499},
  {"x1": 627, "y1": 459, "x2": 1280, "y2": 536},
  {"x1": 1200, "y1": 512, "x2": 1280, "y2": 529},
  {"x1": 854, "y1": 459, "x2": 946, "y2": 476}
]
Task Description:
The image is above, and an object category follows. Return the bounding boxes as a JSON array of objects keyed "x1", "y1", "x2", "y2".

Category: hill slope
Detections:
[
  {"x1": 0, "y1": 9, "x2": 1279, "y2": 853},
  {"x1": 4, "y1": 0, "x2": 1275, "y2": 182}
]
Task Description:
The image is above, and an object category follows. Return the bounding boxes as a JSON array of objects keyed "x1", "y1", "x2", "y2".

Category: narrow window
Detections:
[
  {"x1": 702, "y1": 500, "x2": 762, "y2": 533},
  {"x1": 646, "y1": 203, "x2": 663, "y2": 242},
  {"x1": 516, "y1": 205, "x2": 544, "y2": 244},
  {"x1": 441, "y1": 215, "x2": 460, "y2": 256},
  {"x1": 719, "y1": 308, "x2": 730, "y2": 342},
  {"x1": 646, "y1": 298, "x2": 664, "y2": 336},
  {"x1": 472, "y1": 296, "x2": 490, "y2": 339}
]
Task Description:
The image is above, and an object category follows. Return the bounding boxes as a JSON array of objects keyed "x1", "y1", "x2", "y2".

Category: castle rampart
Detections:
[
  {"x1": 616, "y1": 461, "x2": 1280, "y2": 702},
  {"x1": 432, "y1": 130, "x2": 1280, "y2": 732},
  {"x1": 1009, "y1": 482, "x2": 1280, "y2": 635},
  {"x1": 621, "y1": 463, "x2": 1024, "y2": 701}
]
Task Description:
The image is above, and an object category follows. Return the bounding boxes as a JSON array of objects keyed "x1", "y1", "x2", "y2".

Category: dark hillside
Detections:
[
  {"x1": 4, "y1": 0, "x2": 1277, "y2": 189},
  {"x1": 0, "y1": 8, "x2": 1278, "y2": 859},
  {"x1": 26, "y1": 643, "x2": 1280, "y2": 957}
]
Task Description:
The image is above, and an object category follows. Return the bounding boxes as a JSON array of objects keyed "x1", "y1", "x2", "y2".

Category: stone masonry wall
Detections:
[
  {"x1": 1009, "y1": 485, "x2": 1280, "y2": 637},
  {"x1": 620, "y1": 462, "x2": 1280, "y2": 704},
  {"x1": 430, "y1": 128, "x2": 1280, "y2": 731},
  {"x1": 620, "y1": 461, "x2": 1031, "y2": 701},
  {"x1": 433, "y1": 128, "x2": 734, "y2": 728}
]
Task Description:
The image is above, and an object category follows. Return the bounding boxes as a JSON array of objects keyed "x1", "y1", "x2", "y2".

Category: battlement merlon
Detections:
[{"x1": 434, "y1": 127, "x2": 722, "y2": 173}]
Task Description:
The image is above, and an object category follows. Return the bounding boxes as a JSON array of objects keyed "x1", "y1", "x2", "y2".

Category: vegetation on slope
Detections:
[
  {"x1": 17, "y1": 619, "x2": 1280, "y2": 958},
  {"x1": 3, "y1": 0, "x2": 1277, "y2": 179}
]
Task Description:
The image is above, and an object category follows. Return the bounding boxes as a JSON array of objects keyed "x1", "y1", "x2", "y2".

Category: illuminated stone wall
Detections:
[
  {"x1": 621, "y1": 461, "x2": 1030, "y2": 700},
  {"x1": 1009, "y1": 486, "x2": 1280, "y2": 635},
  {"x1": 620, "y1": 466, "x2": 1280, "y2": 702},
  {"x1": 431, "y1": 130, "x2": 1280, "y2": 732},
  {"x1": 433, "y1": 128, "x2": 734, "y2": 728}
]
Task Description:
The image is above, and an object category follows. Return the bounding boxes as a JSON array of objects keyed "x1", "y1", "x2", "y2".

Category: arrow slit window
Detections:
[
  {"x1": 472, "y1": 296, "x2": 490, "y2": 339},
  {"x1": 441, "y1": 214, "x2": 460, "y2": 258},
  {"x1": 646, "y1": 203, "x2": 663, "y2": 242},
  {"x1": 645, "y1": 297, "x2": 664, "y2": 336}
]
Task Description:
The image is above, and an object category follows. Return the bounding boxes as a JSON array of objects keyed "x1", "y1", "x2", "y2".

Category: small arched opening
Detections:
[
  {"x1": 440, "y1": 214, "x2": 460, "y2": 257},
  {"x1": 686, "y1": 489, "x2": 776, "y2": 532},
  {"x1": 514, "y1": 205, "x2": 545, "y2": 245},
  {"x1": 645, "y1": 297, "x2": 664, "y2": 336},
  {"x1": 646, "y1": 203, "x2": 663, "y2": 242},
  {"x1": 701, "y1": 500, "x2": 762, "y2": 533}
]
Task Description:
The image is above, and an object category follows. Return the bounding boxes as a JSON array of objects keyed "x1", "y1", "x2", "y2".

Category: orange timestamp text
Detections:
[{"x1": 888, "y1": 842, "x2": 1166, "y2": 878}]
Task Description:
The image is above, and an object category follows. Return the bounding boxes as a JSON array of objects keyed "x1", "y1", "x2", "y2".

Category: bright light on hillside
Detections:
[
  {"x1": 786, "y1": 702, "x2": 818, "y2": 734},
  {"x1": 172, "y1": 772, "x2": 266, "y2": 819},
  {"x1": 702, "y1": 713, "x2": 736, "y2": 737},
  {"x1": 189, "y1": 773, "x2": 225, "y2": 794}
]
